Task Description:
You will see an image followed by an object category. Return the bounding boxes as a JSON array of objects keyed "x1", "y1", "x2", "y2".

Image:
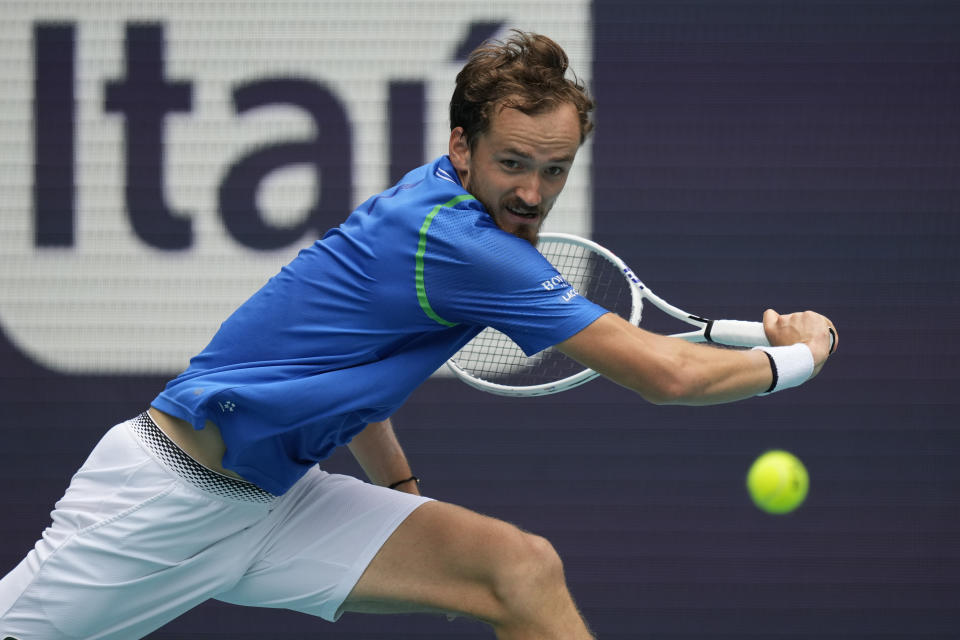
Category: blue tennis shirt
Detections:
[{"x1": 152, "y1": 156, "x2": 607, "y2": 494}]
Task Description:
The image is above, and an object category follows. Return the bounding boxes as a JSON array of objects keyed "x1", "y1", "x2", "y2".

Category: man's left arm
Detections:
[
  {"x1": 556, "y1": 308, "x2": 836, "y2": 405},
  {"x1": 348, "y1": 418, "x2": 421, "y2": 495}
]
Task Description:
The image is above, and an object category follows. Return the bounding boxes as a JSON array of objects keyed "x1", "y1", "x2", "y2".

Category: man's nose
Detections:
[{"x1": 515, "y1": 174, "x2": 543, "y2": 208}]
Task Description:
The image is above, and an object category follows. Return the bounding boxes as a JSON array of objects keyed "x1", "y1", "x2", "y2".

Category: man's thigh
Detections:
[
  {"x1": 216, "y1": 470, "x2": 433, "y2": 622},
  {"x1": 342, "y1": 500, "x2": 536, "y2": 621}
]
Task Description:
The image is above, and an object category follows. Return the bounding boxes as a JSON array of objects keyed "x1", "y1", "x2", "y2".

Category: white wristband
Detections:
[{"x1": 752, "y1": 344, "x2": 815, "y2": 394}]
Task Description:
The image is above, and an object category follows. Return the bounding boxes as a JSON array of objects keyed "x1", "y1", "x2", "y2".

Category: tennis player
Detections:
[{"x1": 0, "y1": 31, "x2": 836, "y2": 639}]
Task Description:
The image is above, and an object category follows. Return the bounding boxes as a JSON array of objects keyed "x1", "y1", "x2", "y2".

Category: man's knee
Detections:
[{"x1": 487, "y1": 529, "x2": 567, "y2": 608}]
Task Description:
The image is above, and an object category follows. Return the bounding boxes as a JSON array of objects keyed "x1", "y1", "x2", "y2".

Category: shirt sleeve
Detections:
[{"x1": 419, "y1": 210, "x2": 608, "y2": 356}]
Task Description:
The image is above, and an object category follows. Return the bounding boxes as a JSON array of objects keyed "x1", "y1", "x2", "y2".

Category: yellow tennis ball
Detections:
[{"x1": 746, "y1": 450, "x2": 809, "y2": 514}]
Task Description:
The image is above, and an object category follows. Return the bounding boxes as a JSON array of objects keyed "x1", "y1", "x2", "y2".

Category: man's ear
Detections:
[{"x1": 448, "y1": 127, "x2": 470, "y2": 177}]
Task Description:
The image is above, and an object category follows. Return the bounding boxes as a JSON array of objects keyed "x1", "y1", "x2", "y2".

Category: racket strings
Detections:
[{"x1": 450, "y1": 239, "x2": 635, "y2": 387}]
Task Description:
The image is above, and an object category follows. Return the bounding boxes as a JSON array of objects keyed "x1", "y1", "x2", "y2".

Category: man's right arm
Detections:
[{"x1": 556, "y1": 309, "x2": 835, "y2": 406}]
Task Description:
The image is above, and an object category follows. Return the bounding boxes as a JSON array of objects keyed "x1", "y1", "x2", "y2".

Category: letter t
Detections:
[{"x1": 105, "y1": 23, "x2": 192, "y2": 249}]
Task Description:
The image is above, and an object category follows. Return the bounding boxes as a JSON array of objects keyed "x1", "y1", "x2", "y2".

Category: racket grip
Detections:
[{"x1": 707, "y1": 319, "x2": 770, "y2": 347}]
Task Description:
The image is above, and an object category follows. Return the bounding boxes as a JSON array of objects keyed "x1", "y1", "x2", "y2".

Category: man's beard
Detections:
[{"x1": 498, "y1": 198, "x2": 547, "y2": 246}]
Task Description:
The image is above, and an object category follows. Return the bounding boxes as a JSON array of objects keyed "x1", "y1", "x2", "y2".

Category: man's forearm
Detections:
[{"x1": 348, "y1": 419, "x2": 420, "y2": 495}]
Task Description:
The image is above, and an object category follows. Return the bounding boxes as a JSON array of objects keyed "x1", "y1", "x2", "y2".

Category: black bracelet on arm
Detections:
[{"x1": 388, "y1": 475, "x2": 420, "y2": 490}]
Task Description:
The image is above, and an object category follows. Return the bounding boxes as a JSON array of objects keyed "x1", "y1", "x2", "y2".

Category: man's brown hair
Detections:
[{"x1": 450, "y1": 31, "x2": 595, "y2": 148}]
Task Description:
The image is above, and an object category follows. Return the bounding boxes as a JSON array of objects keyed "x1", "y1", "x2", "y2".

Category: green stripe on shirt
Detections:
[{"x1": 416, "y1": 194, "x2": 476, "y2": 326}]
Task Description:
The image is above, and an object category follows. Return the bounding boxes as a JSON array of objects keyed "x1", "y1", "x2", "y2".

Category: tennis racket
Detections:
[{"x1": 446, "y1": 232, "x2": 771, "y2": 397}]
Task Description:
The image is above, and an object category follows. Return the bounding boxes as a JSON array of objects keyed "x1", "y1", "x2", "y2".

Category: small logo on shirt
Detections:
[
  {"x1": 218, "y1": 400, "x2": 236, "y2": 413},
  {"x1": 540, "y1": 275, "x2": 568, "y2": 291},
  {"x1": 541, "y1": 274, "x2": 579, "y2": 302}
]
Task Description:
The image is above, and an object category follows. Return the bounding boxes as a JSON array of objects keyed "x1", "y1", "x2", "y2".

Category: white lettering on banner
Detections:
[{"x1": 0, "y1": 2, "x2": 592, "y2": 374}]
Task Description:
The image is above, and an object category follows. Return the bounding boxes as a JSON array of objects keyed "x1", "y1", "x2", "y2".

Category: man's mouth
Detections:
[{"x1": 505, "y1": 205, "x2": 540, "y2": 220}]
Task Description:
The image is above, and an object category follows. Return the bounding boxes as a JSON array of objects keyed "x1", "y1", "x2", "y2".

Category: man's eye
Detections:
[
  {"x1": 501, "y1": 159, "x2": 520, "y2": 169},
  {"x1": 546, "y1": 166, "x2": 566, "y2": 177}
]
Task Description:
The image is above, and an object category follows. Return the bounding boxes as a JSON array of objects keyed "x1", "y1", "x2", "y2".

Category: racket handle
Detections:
[{"x1": 706, "y1": 319, "x2": 770, "y2": 347}]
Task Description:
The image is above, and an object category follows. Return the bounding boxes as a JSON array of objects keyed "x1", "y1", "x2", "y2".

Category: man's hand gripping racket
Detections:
[{"x1": 446, "y1": 232, "x2": 835, "y2": 397}]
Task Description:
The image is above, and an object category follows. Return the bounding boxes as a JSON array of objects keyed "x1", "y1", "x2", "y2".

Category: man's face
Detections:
[{"x1": 449, "y1": 102, "x2": 582, "y2": 245}]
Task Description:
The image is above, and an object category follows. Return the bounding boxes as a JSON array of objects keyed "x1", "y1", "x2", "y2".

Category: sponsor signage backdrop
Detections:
[{"x1": 1, "y1": 0, "x2": 958, "y2": 637}]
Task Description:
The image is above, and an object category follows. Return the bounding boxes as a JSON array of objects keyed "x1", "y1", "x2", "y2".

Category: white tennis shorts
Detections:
[{"x1": 0, "y1": 413, "x2": 432, "y2": 639}]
